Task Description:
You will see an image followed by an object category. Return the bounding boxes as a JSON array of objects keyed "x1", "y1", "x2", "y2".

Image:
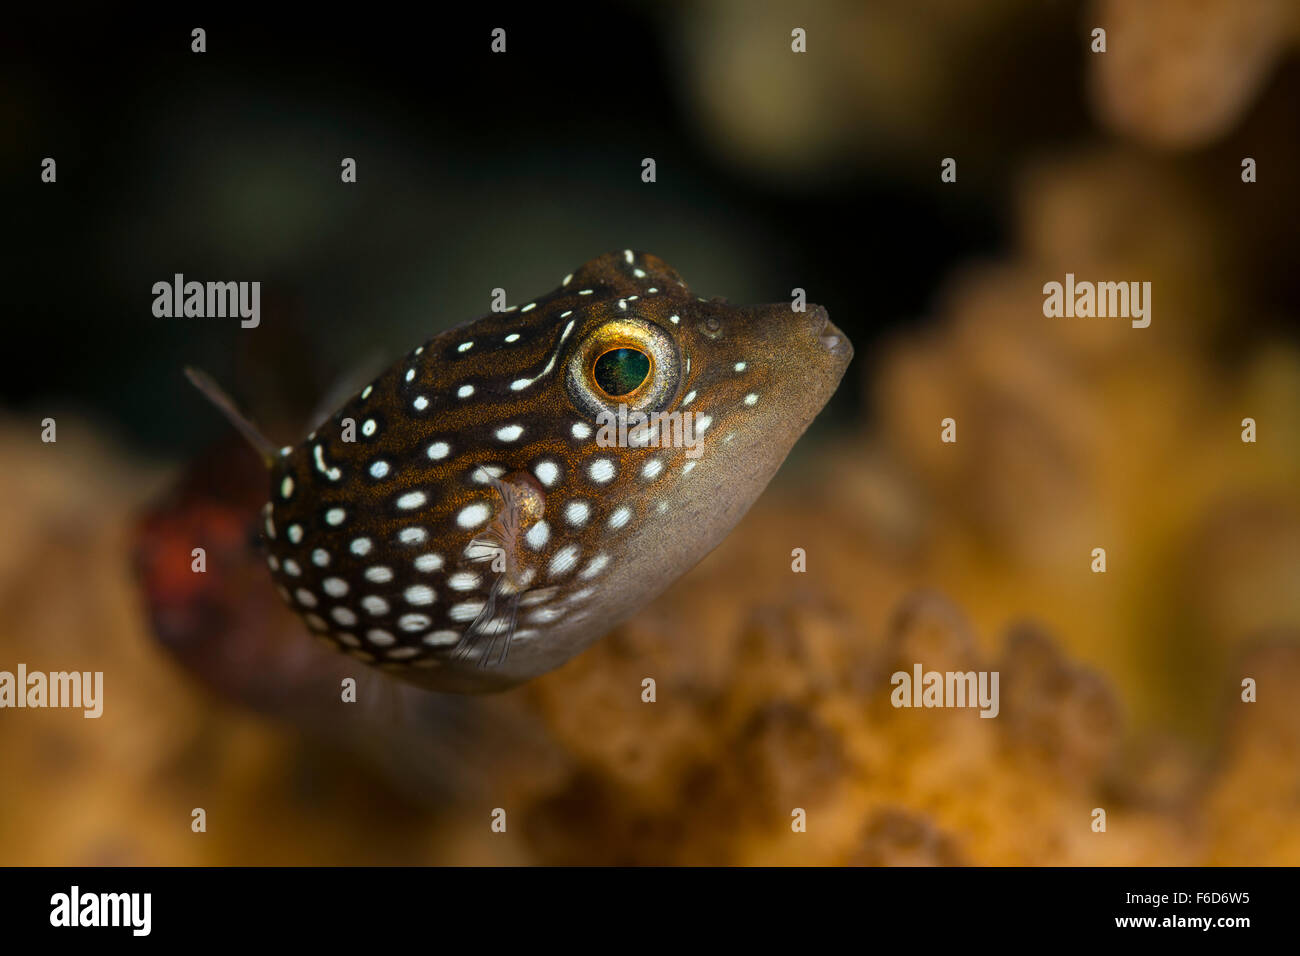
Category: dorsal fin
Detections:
[
  {"x1": 184, "y1": 367, "x2": 278, "y2": 467},
  {"x1": 307, "y1": 350, "x2": 389, "y2": 435}
]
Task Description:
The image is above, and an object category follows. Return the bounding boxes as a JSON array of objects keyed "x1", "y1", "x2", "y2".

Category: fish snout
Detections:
[
  {"x1": 805, "y1": 305, "x2": 854, "y2": 366},
  {"x1": 750, "y1": 302, "x2": 854, "y2": 372}
]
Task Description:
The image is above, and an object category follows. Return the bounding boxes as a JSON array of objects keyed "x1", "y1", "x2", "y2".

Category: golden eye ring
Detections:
[{"x1": 566, "y1": 315, "x2": 681, "y2": 419}]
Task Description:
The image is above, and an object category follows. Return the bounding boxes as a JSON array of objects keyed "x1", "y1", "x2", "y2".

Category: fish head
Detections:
[
  {"x1": 260, "y1": 250, "x2": 851, "y2": 692},
  {"x1": 465, "y1": 250, "x2": 853, "y2": 681}
]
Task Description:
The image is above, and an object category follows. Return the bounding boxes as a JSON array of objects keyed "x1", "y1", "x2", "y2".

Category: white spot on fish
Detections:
[
  {"x1": 465, "y1": 541, "x2": 497, "y2": 562},
  {"x1": 457, "y1": 503, "x2": 491, "y2": 528},
  {"x1": 549, "y1": 544, "x2": 580, "y2": 577},
  {"x1": 414, "y1": 553, "x2": 444, "y2": 572},
  {"x1": 449, "y1": 601, "x2": 484, "y2": 622},
  {"x1": 565, "y1": 500, "x2": 590, "y2": 526},
  {"x1": 535, "y1": 460, "x2": 560, "y2": 487},
  {"x1": 472, "y1": 465, "x2": 505, "y2": 484},
  {"x1": 448, "y1": 572, "x2": 481, "y2": 591},
  {"x1": 519, "y1": 588, "x2": 558, "y2": 606},
  {"x1": 525, "y1": 521, "x2": 550, "y2": 550},
  {"x1": 397, "y1": 491, "x2": 427, "y2": 510},
  {"x1": 404, "y1": 584, "x2": 436, "y2": 606},
  {"x1": 580, "y1": 553, "x2": 610, "y2": 579}
]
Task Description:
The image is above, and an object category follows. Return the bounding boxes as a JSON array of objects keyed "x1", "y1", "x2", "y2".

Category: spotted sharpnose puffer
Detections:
[{"x1": 190, "y1": 251, "x2": 852, "y2": 692}]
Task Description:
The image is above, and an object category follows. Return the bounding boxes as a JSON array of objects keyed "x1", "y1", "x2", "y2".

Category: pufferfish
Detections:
[{"x1": 190, "y1": 251, "x2": 852, "y2": 693}]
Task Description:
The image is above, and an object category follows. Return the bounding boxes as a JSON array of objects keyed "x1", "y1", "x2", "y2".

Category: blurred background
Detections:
[{"x1": 1, "y1": 1, "x2": 1298, "y2": 864}]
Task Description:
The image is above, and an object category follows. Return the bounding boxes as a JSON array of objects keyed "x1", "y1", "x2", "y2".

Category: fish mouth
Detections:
[
  {"x1": 810, "y1": 305, "x2": 854, "y2": 365},
  {"x1": 746, "y1": 301, "x2": 854, "y2": 377}
]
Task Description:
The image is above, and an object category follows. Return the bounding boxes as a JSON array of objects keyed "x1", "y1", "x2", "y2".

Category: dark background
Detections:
[
  {"x1": 1, "y1": 6, "x2": 1101, "y2": 455},
  {"x1": 3, "y1": 3, "x2": 1300, "y2": 867}
]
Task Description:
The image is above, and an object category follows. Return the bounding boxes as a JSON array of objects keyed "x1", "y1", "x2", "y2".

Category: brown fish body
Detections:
[{"x1": 254, "y1": 251, "x2": 851, "y2": 692}]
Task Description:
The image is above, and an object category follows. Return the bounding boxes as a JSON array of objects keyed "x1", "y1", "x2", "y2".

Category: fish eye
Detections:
[
  {"x1": 566, "y1": 316, "x2": 681, "y2": 419},
  {"x1": 593, "y1": 347, "x2": 652, "y2": 397}
]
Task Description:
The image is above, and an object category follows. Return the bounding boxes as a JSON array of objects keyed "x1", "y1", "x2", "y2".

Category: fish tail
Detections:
[{"x1": 184, "y1": 366, "x2": 278, "y2": 467}]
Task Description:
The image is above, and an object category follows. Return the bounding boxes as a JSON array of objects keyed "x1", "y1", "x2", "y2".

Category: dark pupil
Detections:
[{"x1": 593, "y1": 348, "x2": 650, "y2": 396}]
